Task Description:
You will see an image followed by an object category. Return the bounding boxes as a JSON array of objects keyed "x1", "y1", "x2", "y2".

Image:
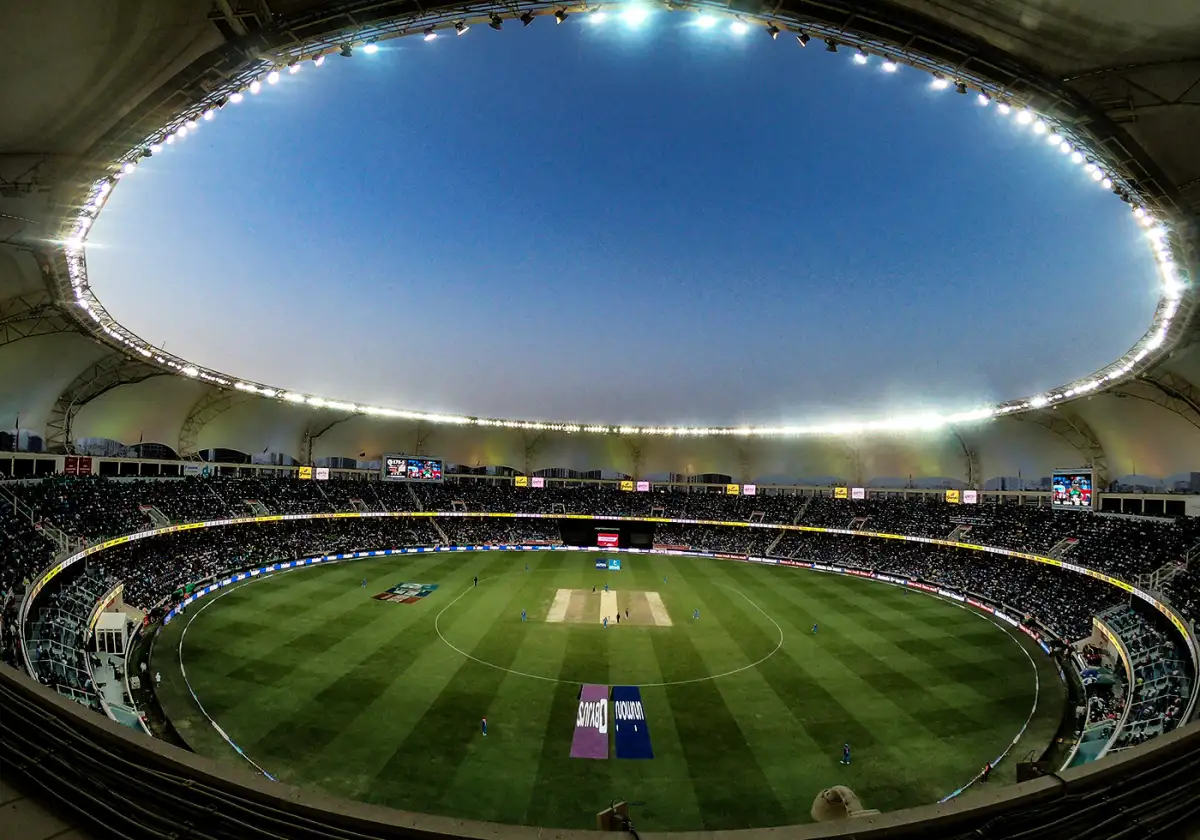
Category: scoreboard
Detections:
[{"x1": 382, "y1": 455, "x2": 444, "y2": 483}]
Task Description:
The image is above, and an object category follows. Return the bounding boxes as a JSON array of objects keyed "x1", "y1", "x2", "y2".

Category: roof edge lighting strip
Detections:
[{"x1": 55, "y1": 1, "x2": 1194, "y2": 439}]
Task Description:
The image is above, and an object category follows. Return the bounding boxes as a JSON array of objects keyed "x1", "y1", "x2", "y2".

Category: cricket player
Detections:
[
  {"x1": 473, "y1": 576, "x2": 478, "y2": 587},
  {"x1": 361, "y1": 579, "x2": 366, "y2": 588},
  {"x1": 693, "y1": 608, "x2": 700, "y2": 620},
  {"x1": 841, "y1": 743, "x2": 851, "y2": 765},
  {"x1": 521, "y1": 609, "x2": 527, "y2": 622},
  {"x1": 481, "y1": 717, "x2": 487, "y2": 736},
  {"x1": 603, "y1": 616, "x2": 608, "y2": 629},
  {"x1": 812, "y1": 623, "x2": 819, "y2": 634}
]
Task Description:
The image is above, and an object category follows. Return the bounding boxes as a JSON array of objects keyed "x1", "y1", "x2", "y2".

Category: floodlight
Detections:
[
  {"x1": 1016, "y1": 108, "x2": 1034, "y2": 124},
  {"x1": 996, "y1": 102, "x2": 1011, "y2": 115},
  {"x1": 766, "y1": 23, "x2": 780, "y2": 39},
  {"x1": 230, "y1": 92, "x2": 244, "y2": 103},
  {"x1": 730, "y1": 21, "x2": 748, "y2": 35},
  {"x1": 1091, "y1": 168, "x2": 1104, "y2": 181},
  {"x1": 122, "y1": 161, "x2": 135, "y2": 174},
  {"x1": 363, "y1": 41, "x2": 379, "y2": 53},
  {"x1": 1102, "y1": 177, "x2": 1113, "y2": 190},
  {"x1": 590, "y1": 11, "x2": 606, "y2": 23},
  {"x1": 267, "y1": 70, "x2": 280, "y2": 84},
  {"x1": 976, "y1": 92, "x2": 990, "y2": 105},
  {"x1": 288, "y1": 62, "x2": 300, "y2": 74},
  {"x1": 313, "y1": 54, "x2": 326, "y2": 66},
  {"x1": 881, "y1": 59, "x2": 898, "y2": 72},
  {"x1": 249, "y1": 80, "x2": 262, "y2": 94},
  {"x1": 623, "y1": 8, "x2": 649, "y2": 25},
  {"x1": 185, "y1": 119, "x2": 198, "y2": 130},
  {"x1": 149, "y1": 143, "x2": 163, "y2": 154},
  {"x1": 1047, "y1": 132, "x2": 1061, "y2": 146},
  {"x1": 853, "y1": 50, "x2": 868, "y2": 64},
  {"x1": 141, "y1": 147, "x2": 153, "y2": 158},
  {"x1": 1070, "y1": 150, "x2": 1084, "y2": 163},
  {"x1": 554, "y1": 9, "x2": 568, "y2": 24},
  {"x1": 1059, "y1": 140, "x2": 1071, "y2": 154},
  {"x1": 954, "y1": 81, "x2": 967, "y2": 94},
  {"x1": 455, "y1": 21, "x2": 469, "y2": 35},
  {"x1": 423, "y1": 27, "x2": 437, "y2": 40},
  {"x1": 824, "y1": 38, "x2": 838, "y2": 52},
  {"x1": 521, "y1": 11, "x2": 534, "y2": 25},
  {"x1": 177, "y1": 126, "x2": 188, "y2": 137},
  {"x1": 489, "y1": 13, "x2": 503, "y2": 30},
  {"x1": 1032, "y1": 119, "x2": 1047, "y2": 134},
  {"x1": 340, "y1": 44, "x2": 353, "y2": 57},
  {"x1": 930, "y1": 74, "x2": 949, "y2": 90},
  {"x1": 697, "y1": 14, "x2": 716, "y2": 28},
  {"x1": 203, "y1": 108, "x2": 216, "y2": 120},
  {"x1": 796, "y1": 31, "x2": 810, "y2": 46}
]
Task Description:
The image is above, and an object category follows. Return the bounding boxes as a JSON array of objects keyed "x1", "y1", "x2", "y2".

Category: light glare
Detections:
[
  {"x1": 623, "y1": 8, "x2": 649, "y2": 26},
  {"x1": 730, "y1": 21, "x2": 749, "y2": 35}
]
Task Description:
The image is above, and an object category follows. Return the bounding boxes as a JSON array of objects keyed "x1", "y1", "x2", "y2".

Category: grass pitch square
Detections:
[{"x1": 152, "y1": 551, "x2": 1065, "y2": 832}]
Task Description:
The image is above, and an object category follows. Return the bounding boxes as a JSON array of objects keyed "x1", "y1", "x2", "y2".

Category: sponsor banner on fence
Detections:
[
  {"x1": 612, "y1": 686, "x2": 653, "y2": 759},
  {"x1": 571, "y1": 685, "x2": 609, "y2": 759}
]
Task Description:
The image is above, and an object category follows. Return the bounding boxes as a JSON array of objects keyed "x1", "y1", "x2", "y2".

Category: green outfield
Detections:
[{"x1": 151, "y1": 551, "x2": 1065, "y2": 830}]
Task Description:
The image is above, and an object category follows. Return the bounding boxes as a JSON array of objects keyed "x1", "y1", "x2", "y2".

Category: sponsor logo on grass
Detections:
[
  {"x1": 612, "y1": 686, "x2": 653, "y2": 759},
  {"x1": 570, "y1": 684, "x2": 609, "y2": 759},
  {"x1": 595, "y1": 559, "x2": 609, "y2": 570},
  {"x1": 607, "y1": 558, "x2": 622, "y2": 571},
  {"x1": 373, "y1": 582, "x2": 439, "y2": 604}
]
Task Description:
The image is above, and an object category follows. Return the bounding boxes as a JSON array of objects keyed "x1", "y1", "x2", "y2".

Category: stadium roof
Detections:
[{"x1": 0, "y1": 1, "x2": 1198, "y2": 473}]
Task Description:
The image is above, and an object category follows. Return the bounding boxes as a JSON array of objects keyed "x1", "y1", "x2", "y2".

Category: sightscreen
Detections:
[
  {"x1": 1052, "y1": 469, "x2": 1093, "y2": 510},
  {"x1": 382, "y1": 455, "x2": 444, "y2": 483}
]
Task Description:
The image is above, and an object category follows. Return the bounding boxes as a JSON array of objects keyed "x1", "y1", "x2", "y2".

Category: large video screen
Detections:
[
  {"x1": 382, "y1": 455, "x2": 444, "y2": 483},
  {"x1": 1052, "y1": 469, "x2": 1093, "y2": 510}
]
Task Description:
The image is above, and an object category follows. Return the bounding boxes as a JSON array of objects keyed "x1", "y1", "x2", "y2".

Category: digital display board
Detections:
[
  {"x1": 636, "y1": 480, "x2": 650, "y2": 492},
  {"x1": 742, "y1": 484, "x2": 756, "y2": 496},
  {"x1": 382, "y1": 455, "x2": 444, "y2": 483},
  {"x1": 315, "y1": 467, "x2": 330, "y2": 481},
  {"x1": 531, "y1": 476, "x2": 545, "y2": 488},
  {"x1": 851, "y1": 487, "x2": 865, "y2": 500},
  {"x1": 963, "y1": 490, "x2": 978, "y2": 504},
  {"x1": 1052, "y1": 469, "x2": 1093, "y2": 510},
  {"x1": 598, "y1": 532, "x2": 619, "y2": 548}
]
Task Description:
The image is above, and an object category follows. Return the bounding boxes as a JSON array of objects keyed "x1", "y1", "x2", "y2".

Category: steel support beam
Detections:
[
  {"x1": 1018, "y1": 409, "x2": 1110, "y2": 489},
  {"x1": 0, "y1": 292, "x2": 74, "y2": 347},
  {"x1": 44, "y1": 351, "x2": 162, "y2": 453},
  {"x1": 950, "y1": 426, "x2": 981, "y2": 489},
  {"x1": 1112, "y1": 371, "x2": 1200, "y2": 432},
  {"x1": 177, "y1": 388, "x2": 251, "y2": 458},
  {"x1": 302, "y1": 412, "x2": 360, "y2": 465}
]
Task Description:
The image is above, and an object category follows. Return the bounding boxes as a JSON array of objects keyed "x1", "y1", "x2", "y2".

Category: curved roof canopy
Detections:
[{"x1": 0, "y1": 0, "x2": 1197, "y2": 464}]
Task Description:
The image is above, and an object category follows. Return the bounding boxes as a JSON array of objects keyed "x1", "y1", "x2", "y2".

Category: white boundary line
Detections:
[
  {"x1": 175, "y1": 578, "x2": 278, "y2": 781},
  {"x1": 433, "y1": 569, "x2": 786, "y2": 687}
]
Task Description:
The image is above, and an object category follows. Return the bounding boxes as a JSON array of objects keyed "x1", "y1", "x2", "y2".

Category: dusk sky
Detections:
[{"x1": 87, "y1": 17, "x2": 1158, "y2": 427}]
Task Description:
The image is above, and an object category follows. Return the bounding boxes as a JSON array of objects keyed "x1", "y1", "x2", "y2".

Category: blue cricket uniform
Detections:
[
  {"x1": 842, "y1": 744, "x2": 851, "y2": 765},
  {"x1": 481, "y1": 717, "x2": 487, "y2": 736}
]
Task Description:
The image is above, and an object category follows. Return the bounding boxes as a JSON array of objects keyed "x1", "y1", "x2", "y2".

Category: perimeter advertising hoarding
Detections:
[
  {"x1": 725, "y1": 484, "x2": 740, "y2": 495},
  {"x1": 834, "y1": 487, "x2": 849, "y2": 499},
  {"x1": 946, "y1": 489, "x2": 961, "y2": 503},
  {"x1": 381, "y1": 455, "x2": 444, "y2": 483},
  {"x1": 515, "y1": 476, "x2": 528, "y2": 487},
  {"x1": 1052, "y1": 469, "x2": 1094, "y2": 511},
  {"x1": 963, "y1": 490, "x2": 978, "y2": 504},
  {"x1": 851, "y1": 487, "x2": 865, "y2": 500},
  {"x1": 298, "y1": 466, "x2": 313, "y2": 480},
  {"x1": 531, "y1": 476, "x2": 545, "y2": 488},
  {"x1": 636, "y1": 481, "x2": 650, "y2": 492},
  {"x1": 742, "y1": 484, "x2": 756, "y2": 496},
  {"x1": 315, "y1": 467, "x2": 329, "y2": 481},
  {"x1": 619, "y1": 481, "x2": 634, "y2": 491}
]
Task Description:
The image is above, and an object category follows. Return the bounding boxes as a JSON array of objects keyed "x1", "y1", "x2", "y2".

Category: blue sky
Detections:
[{"x1": 88, "y1": 16, "x2": 1158, "y2": 426}]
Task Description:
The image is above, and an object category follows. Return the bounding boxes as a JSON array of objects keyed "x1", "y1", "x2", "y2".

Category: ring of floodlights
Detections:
[{"x1": 56, "y1": 1, "x2": 1193, "y2": 440}]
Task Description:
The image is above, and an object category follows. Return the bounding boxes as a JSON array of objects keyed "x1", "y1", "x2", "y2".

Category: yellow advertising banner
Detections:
[
  {"x1": 834, "y1": 487, "x2": 849, "y2": 499},
  {"x1": 514, "y1": 476, "x2": 528, "y2": 487},
  {"x1": 619, "y1": 480, "x2": 634, "y2": 491},
  {"x1": 298, "y1": 466, "x2": 313, "y2": 480},
  {"x1": 725, "y1": 484, "x2": 740, "y2": 495},
  {"x1": 945, "y1": 489, "x2": 961, "y2": 504}
]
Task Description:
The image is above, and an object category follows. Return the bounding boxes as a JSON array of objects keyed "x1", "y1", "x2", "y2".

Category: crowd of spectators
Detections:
[{"x1": 1099, "y1": 605, "x2": 1191, "y2": 749}]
